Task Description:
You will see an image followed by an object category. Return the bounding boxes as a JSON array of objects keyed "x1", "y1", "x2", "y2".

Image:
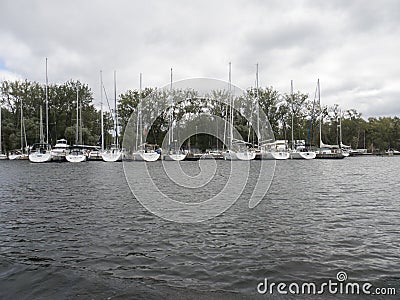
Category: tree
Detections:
[{"x1": 0, "y1": 79, "x2": 106, "y2": 151}]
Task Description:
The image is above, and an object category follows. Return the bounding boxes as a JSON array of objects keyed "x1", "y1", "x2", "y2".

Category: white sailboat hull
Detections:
[
  {"x1": 236, "y1": 151, "x2": 256, "y2": 161},
  {"x1": 164, "y1": 153, "x2": 187, "y2": 161},
  {"x1": 290, "y1": 151, "x2": 316, "y2": 160},
  {"x1": 8, "y1": 154, "x2": 21, "y2": 160},
  {"x1": 133, "y1": 151, "x2": 160, "y2": 162},
  {"x1": 223, "y1": 151, "x2": 256, "y2": 161},
  {"x1": 9, "y1": 153, "x2": 29, "y2": 160},
  {"x1": 102, "y1": 150, "x2": 123, "y2": 162},
  {"x1": 261, "y1": 151, "x2": 290, "y2": 160},
  {"x1": 66, "y1": 154, "x2": 87, "y2": 163},
  {"x1": 29, "y1": 152, "x2": 52, "y2": 163}
]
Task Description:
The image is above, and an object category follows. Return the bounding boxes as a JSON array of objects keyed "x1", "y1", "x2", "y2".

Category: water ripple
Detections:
[{"x1": 0, "y1": 158, "x2": 399, "y2": 298}]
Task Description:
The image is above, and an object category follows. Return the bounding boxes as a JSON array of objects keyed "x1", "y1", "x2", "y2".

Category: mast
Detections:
[
  {"x1": 76, "y1": 84, "x2": 79, "y2": 144},
  {"x1": 170, "y1": 67, "x2": 173, "y2": 90},
  {"x1": 169, "y1": 68, "x2": 173, "y2": 146},
  {"x1": 100, "y1": 71, "x2": 104, "y2": 151},
  {"x1": 79, "y1": 85, "x2": 83, "y2": 145},
  {"x1": 256, "y1": 63, "x2": 260, "y2": 146},
  {"x1": 23, "y1": 116, "x2": 28, "y2": 150},
  {"x1": 139, "y1": 73, "x2": 143, "y2": 147},
  {"x1": 339, "y1": 109, "x2": 343, "y2": 147},
  {"x1": 222, "y1": 85, "x2": 227, "y2": 150},
  {"x1": 39, "y1": 106, "x2": 44, "y2": 143},
  {"x1": 291, "y1": 80, "x2": 294, "y2": 150},
  {"x1": 229, "y1": 62, "x2": 233, "y2": 149},
  {"x1": 0, "y1": 106, "x2": 2, "y2": 154},
  {"x1": 20, "y1": 95, "x2": 23, "y2": 153},
  {"x1": 318, "y1": 79, "x2": 322, "y2": 148},
  {"x1": 136, "y1": 75, "x2": 140, "y2": 151},
  {"x1": 45, "y1": 57, "x2": 49, "y2": 144},
  {"x1": 114, "y1": 71, "x2": 118, "y2": 147},
  {"x1": 306, "y1": 84, "x2": 317, "y2": 148}
]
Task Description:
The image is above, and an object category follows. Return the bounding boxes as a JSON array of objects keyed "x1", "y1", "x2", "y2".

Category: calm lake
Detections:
[{"x1": 0, "y1": 157, "x2": 399, "y2": 299}]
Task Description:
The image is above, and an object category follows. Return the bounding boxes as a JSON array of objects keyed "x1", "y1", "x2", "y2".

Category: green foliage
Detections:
[{"x1": 0, "y1": 79, "x2": 111, "y2": 152}]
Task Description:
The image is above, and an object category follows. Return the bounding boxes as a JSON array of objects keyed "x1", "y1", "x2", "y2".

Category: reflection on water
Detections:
[{"x1": 0, "y1": 157, "x2": 399, "y2": 299}]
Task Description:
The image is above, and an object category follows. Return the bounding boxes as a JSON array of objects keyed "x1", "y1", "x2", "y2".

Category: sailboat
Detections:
[
  {"x1": 89, "y1": 70, "x2": 105, "y2": 161},
  {"x1": 0, "y1": 105, "x2": 7, "y2": 160},
  {"x1": 88, "y1": 71, "x2": 104, "y2": 161},
  {"x1": 222, "y1": 62, "x2": 256, "y2": 161},
  {"x1": 288, "y1": 80, "x2": 316, "y2": 160},
  {"x1": 255, "y1": 64, "x2": 289, "y2": 160},
  {"x1": 29, "y1": 107, "x2": 52, "y2": 163},
  {"x1": 66, "y1": 145, "x2": 87, "y2": 162},
  {"x1": 102, "y1": 71, "x2": 124, "y2": 162},
  {"x1": 66, "y1": 84, "x2": 87, "y2": 163},
  {"x1": 133, "y1": 73, "x2": 160, "y2": 161},
  {"x1": 315, "y1": 79, "x2": 345, "y2": 159},
  {"x1": 163, "y1": 68, "x2": 187, "y2": 161},
  {"x1": 289, "y1": 140, "x2": 316, "y2": 159},
  {"x1": 260, "y1": 140, "x2": 290, "y2": 160},
  {"x1": 29, "y1": 58, "x2": 52, "y2": 163},
  {"x1": 9, "y1": 94, "x2": 29, "y2": 160}
]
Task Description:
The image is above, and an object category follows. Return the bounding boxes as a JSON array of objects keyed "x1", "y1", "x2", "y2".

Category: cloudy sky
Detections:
[{"x1": 1, "y1": 0, "x2": 399, "y2": 117}]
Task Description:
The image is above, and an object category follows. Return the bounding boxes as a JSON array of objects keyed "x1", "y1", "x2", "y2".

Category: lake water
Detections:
[{"x1": 0, "y1": 157, "x2": 399, "y2": 299}]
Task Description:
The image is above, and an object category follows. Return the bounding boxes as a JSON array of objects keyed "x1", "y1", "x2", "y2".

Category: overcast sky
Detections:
[{"x1": 1, "y1": 0, "x2": 399, "y2": 118}]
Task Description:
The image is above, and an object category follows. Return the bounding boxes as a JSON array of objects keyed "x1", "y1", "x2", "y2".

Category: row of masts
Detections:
[
  {"x1": 1, "y1": 58, "x2": 345, "y2": 161},
  {"x1": 78, "y1": 63, "x2": 322, "y2": 157}
]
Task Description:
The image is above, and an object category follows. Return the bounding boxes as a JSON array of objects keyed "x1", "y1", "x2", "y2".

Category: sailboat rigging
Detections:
[
  {"x1": 102, "y1": 71, "x2": 124, "y2": 162},
  {"x1": 256, "y1": 65, "x2": 288, "y2": 160},
  {"x1": 164, "y1": 68, "x2": 187, "y2": 161},
  {"x1": 315, "y1": 79, "x2": 345, "y2": 159},
  {"x1": 66, "y1": 83, "x2": 87, "y2": 162},
  {"x1": 133, "y1": 73, "x2": 160, "y2": 161},
  {"x1": 29, "y1": 58, "x2": 53, "y2": 163},
  {"x1": 289, "y1": 80, "x2": 316, "y2": 159},
  {"x1": 222, "y1": 62, "x2": 255, "y2": 161}
]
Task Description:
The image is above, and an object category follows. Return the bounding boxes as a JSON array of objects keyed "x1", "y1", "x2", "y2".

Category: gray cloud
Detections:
[{"x1": 0, "y1": 0, "x2": 399, "y2": 118}]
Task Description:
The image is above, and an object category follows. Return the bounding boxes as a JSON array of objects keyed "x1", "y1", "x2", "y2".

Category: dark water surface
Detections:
[{"x1": 0, "y1": 157, "x2": 399, "y2": 299}]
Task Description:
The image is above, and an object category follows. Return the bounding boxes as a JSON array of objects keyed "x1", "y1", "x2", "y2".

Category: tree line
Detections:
[
  {"x1": 1, "y1": 79, "x2": 399, "y2": 153},
  {"x1": 0, "y1": 80, "x2": 114, "y2": 152}
]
